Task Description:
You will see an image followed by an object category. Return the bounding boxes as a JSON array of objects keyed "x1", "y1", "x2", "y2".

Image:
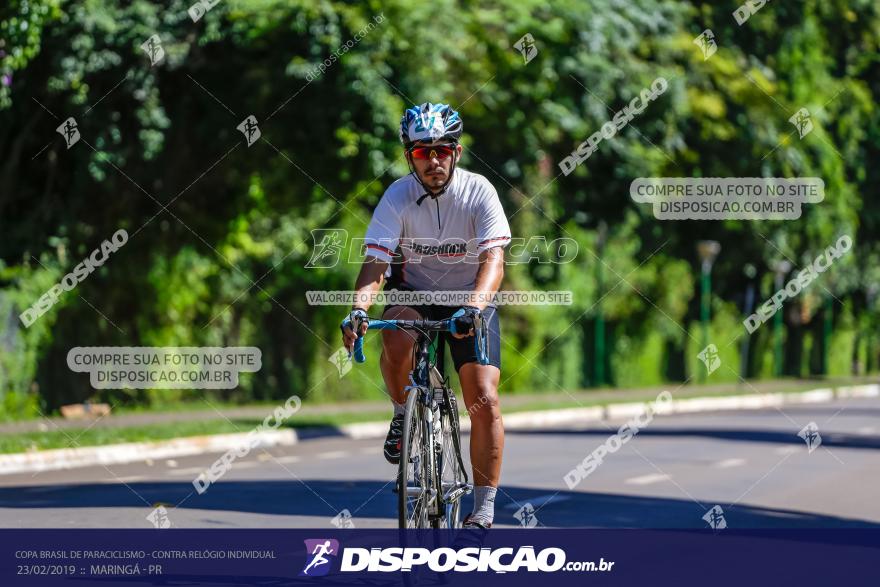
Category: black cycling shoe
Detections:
[{"x1": 383, "y1": 414, "x2": 405, "y2": 464}]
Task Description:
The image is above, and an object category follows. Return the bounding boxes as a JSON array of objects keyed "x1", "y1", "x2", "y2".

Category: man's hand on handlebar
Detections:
[
  {"x1": 341, "y1": 308, "x2": 369, "y2": 352},
  {"x1": 450, "y1": 306, "x2": 481, "y2": 339}
]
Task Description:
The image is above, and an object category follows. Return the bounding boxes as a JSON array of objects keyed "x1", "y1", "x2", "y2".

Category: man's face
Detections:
[{"x1": 406, "y1": 140, "x2": 463, "y2": 191}]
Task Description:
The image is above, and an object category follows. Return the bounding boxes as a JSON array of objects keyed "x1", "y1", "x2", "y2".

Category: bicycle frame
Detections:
[{"x1": 351, "y1": 317, "x2": 482, "y2": 528}]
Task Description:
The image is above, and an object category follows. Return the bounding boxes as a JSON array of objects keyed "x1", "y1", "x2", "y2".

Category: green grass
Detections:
[
  {"x1": 0, "y1": 420, "x2": 244, "y2": 454},
  {"x1": 0, "y1": 379, "x2": 869, "y2": 454},
  {"x1": 0, "y1": 410, "x2": 412, "y2": 454}
]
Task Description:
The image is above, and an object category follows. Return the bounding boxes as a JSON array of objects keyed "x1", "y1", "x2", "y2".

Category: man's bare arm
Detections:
[
  {"x1": 342, "y1": 258, "x2": 387, "y2": 351},
  {"x1": 471, "y1": 247, "x2": 505, "y2": 310},
  {"x1": 353, "y1": 257, "x2": 388, "y2": 312},
  {"x1": 449, "y1": 247, "x2": 504, "y2": 340}
]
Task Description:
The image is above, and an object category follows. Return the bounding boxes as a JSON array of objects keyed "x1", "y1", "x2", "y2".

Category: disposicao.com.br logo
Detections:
[{"x1": 300, "y1": 538, "x2": 613, "y2": 575}]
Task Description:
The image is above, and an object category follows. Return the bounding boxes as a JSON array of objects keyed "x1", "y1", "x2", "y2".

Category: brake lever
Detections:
[
  {"x1": 352, "y1": 335, "x2": 366, "y2": 363},
  {"x1": 349, "y1": 314, "x2": 368, "y2": 363},
  {"x1": 474, "y1": 313, "x2": 489, "y2": 365}
]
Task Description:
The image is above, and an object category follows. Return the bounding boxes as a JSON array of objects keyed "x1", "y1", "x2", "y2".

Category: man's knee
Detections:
[
  {"x1": 382, "y1": 330, "x2": 414, "y2": 363},
  {"x1": 380, "y1": 306, "x2": 421, "y2": 365},
  {"x1": 466, "y1": 382, "x2": 501, "y2": 422}
]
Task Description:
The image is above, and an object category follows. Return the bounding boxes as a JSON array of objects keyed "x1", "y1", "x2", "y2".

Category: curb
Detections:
[
  {"x1": 0, "y1": 384, "x2": 875, "y2": 476},
  {"x1": 0, "y1": 430, "x2": 296, "y2": 476},
  {"x1": 337, "y1": 384, "x2": 877, "y2": 437}
]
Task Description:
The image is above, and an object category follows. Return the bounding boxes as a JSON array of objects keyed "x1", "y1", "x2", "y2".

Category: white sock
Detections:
[
  {"x1": 470, "y1": 485, "x2": 497, "y2": 525},
  {"x1": 393, "y1": 401, "x2": 405, "y2": 417}
]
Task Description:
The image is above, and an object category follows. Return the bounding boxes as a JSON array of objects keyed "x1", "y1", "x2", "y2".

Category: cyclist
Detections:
[{"x1": 341, "y1": 103, "x2": 510, "y2": 529}]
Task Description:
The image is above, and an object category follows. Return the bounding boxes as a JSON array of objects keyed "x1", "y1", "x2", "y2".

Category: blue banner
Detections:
[{"x1": 2, "y1": 529, "x2": 877, "y2": 586}]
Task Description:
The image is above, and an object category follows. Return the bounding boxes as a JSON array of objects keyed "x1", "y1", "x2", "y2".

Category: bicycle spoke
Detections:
[
  {"x1": 437, "y1": 390, "x2": 467, "y2": 529},
  {"x1": 404, "y1": 419, "x2": 423, "y2": 527},
  {"x1": 400, "y1": 392, "x2": 435, "y2": 529}
]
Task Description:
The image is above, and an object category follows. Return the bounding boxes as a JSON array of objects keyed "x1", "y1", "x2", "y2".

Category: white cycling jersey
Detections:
[{"x1": 363, "y1": 168, "x2": 511, "y2": 292}]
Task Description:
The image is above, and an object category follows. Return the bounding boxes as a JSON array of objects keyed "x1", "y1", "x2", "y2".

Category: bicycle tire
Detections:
[{"x1": 398, "y1": 387, "x2": 430, "y2": 529}]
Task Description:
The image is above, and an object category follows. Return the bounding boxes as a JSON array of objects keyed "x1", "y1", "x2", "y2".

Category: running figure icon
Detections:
[{"x1": 301, "y1": 540, "x2": 337, "y2": 576}]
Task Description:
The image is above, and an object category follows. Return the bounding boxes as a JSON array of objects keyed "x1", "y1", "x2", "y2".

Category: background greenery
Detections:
[{"x1": 1, "y1": 0, "x2": 878, "y2": 418}]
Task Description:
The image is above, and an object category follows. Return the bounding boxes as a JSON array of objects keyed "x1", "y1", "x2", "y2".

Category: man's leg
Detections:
[
  {"x1": 380, "y1": 305, "x2": 422, "y2": 404},
  {"x1": 458, "y1": 363, "x2": 503, "y2": 526},
  {"x1": 379, "y1": 305, "x2": 422, "y2": 463}
]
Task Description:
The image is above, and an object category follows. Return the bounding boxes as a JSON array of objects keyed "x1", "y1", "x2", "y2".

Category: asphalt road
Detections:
[{"x1": 1, "y1": 397, "x2": 878, "y2": 529}]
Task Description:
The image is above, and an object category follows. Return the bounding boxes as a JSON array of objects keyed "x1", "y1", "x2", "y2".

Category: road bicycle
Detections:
[{"x1": 352, "y1": 313, "x2": 489, "y2": 529}]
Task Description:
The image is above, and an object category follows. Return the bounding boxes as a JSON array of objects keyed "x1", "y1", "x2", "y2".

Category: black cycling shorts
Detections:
[{"x1": 382, "y1": 304, "x2": 502, "y2": 372}]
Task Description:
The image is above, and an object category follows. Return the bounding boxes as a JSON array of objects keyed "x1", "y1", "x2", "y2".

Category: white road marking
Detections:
[
  {"x1": 625, "y1": 473, "x2": 670, "y2": 485},
  {"x1": 714, "y1": 458, "x2": 746, "y2": 469},
  {"x1": 316, "y1": 451, "x2": 349, "y2": 459},
  {"x1": 274, "y1": 455, "x2": 301, "y2": 464},
  {"x1": 775, "y1": 446, "x2": 800, "y2": 455},
  {"x1": 166, "y1": 459, "x2": 179, "y2": 468},
  {"x1": 167, "y1": 467, "x2": 207, "y2": 476}
]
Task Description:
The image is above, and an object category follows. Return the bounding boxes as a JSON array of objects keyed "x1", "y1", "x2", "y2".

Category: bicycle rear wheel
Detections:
[{"x1": 398, "y1": 387, "x2": 431, "y2": 528}]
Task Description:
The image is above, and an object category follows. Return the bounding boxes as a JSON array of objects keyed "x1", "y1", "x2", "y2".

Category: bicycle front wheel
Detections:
[
  {"x1": 438, "y1": 387, "x2": 469, "y2": 529},
  {"x1": 398, "y1": 387, "x2": 431, "y2": 528}
]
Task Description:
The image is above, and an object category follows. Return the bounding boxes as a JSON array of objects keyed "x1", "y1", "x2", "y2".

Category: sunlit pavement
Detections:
[{"x1": 1, "y1": 398, "x2": 878, "y2": 529}]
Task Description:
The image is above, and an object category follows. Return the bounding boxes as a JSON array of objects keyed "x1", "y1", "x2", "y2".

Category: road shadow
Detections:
[
  {"x1": 677, "y1": 405, "x2": 880, "y2": 419},
  {"x1": 0, "y1": 479, "x2": 878, "y2": 529},
  {"x1": 508, "y1": 427, "x2": 880, "y2": 450}
]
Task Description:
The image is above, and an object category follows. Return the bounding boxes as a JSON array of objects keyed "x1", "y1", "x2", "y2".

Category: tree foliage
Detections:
[{"x1": 0, "y1": 0, "x2": 877, "y2": 415}]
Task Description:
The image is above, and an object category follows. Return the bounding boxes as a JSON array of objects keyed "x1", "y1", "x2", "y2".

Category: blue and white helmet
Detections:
[{"x1": 399, "y1": 102, "x2": 463, "y2": 147}]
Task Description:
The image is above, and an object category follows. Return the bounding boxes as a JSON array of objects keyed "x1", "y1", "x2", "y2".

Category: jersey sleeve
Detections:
[
  {"x1": 363, "y1": 190, "x2": 402, "y2": 263},
  {"x1": 475, "y1": 180, "x2": 512, "y2": 253}
]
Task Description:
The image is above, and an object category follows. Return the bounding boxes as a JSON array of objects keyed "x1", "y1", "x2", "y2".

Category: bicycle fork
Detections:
[{"x1": 399, "y1": 383, "x2": 438, "y2": 510}]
